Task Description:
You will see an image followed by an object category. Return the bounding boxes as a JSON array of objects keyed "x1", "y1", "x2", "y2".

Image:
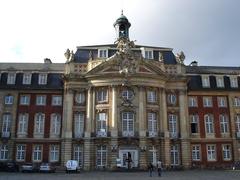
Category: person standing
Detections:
[
  {"x1": 157, "y1": 160, "x2": 163, "y2": 177},
  {"x1": 148, "y1": 163, "x2": 154, "y2": 177}
]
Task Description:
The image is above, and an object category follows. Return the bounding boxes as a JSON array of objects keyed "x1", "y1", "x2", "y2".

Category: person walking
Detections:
[
  {"x1": 157, "y1": 160, "x2": 163, "y2": 177},
  {"x1": 148, "y1": 163, "x2": 154, "y2": 177}
]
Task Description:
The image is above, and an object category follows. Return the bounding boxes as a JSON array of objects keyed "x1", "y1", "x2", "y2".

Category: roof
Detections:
[{"x1": 186, "y1": 66, "x2": 240, "y2": 75}]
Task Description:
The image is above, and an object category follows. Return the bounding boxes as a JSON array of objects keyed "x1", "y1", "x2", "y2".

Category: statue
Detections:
[
  {"x1": 176, "y1": 51, "x2": 185, "y2": 64},
  {"x1": 64, "y1": 49, "x2": 75, "y2": 63}
]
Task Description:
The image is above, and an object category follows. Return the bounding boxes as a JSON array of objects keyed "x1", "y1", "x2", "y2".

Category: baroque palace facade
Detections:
[{"x1": 0, "y1": 14, "x2": 240, "y2": 170}]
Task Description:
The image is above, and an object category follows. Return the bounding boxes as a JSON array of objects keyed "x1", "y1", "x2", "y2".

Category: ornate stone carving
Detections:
[
  {"x1": 64, "y1": 49, "x2": 75, "y2": 63},
  {"x1": 176, "y1": 51, "x2": 185, "y2": 64}
]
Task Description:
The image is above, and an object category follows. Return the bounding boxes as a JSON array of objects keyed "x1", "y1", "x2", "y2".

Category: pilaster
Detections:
[
  {"x1": 85, "y1": 87, "x2": 93, "y2": 138},
  {"x1": 111, "y1": 86, "x2": 118, "y2": 137},
  {"x1": 139, "y1": 86, "x2": 146, "y2": 137}
]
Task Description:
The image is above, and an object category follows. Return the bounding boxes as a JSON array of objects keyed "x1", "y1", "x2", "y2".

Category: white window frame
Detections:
[
  {"x1": 220, "y1": 114, "x2": 229, "y2": 133},
  {"x1": 122, "y1": 89, "x2": 134, "y2": 100},
  {"x1": 188, "y1": 96, "x2": 198, "y2": 107},
  {"x1": 192, "y1": 145, "x2": 201, "y2": 161},
  {"x1": 169, "y1": 114, "x2": 177, "y2": 137},
  {"x1": 49, "y1": 145, "x2": 59, "y2": 162},
  {"x1": 122, "y1": 112, "x2": 134, "y2": 137},
  {"x1": 218, "y1": 97, "x2": 227, "y2": 107},
  {"x1": 236, "y1": 114, "x2": 240, "y2": 132},
  {"x1": 97, "y1": 112, "x2": 107, "y2": 137},
  {"x1": 16, "y1": 144, "x2": 26, "y2": 161},
  {"x1": 97, "y1": 89, "x2": 108, "y2": 103},
  {"x1": 73, "y1": 145, "x2": 83, "y2": 167},
  {"x1": 22, "y1": 73, "x2": 32, "y2": 85},
  {"x1": 75, "y1": 92, "x2": 85, "y2": 104},
  {"x1": 141, "y1": 48, "x2": 153, "y2": 59},
  {"x1": 7, "y1": 73, "x2": 16, "y2": 85},
  {"x1": 147, "y1": 90, "x2": 157, "y2": 103},
  {"x1": 222, "y1": 144, "x2": 231, "y2": 161},
  {"x1": 207, "y1": 144, "x2": 216, "y2": 161},
  {"x1": 4, "y1": 95, "x2": 14, "y2": 105},
  {"x1": 38, "y1": 73, "x2": 47, "y2": 85},
  {"x1": 96, "y1": 145, "x2": 107, "y2": 168},
  {"x1": 36, "y1": 95, "x2": 46, "y2": 106},
  {"x1": 32, "y1": 145, "x2": 42, "y2": 162},
  {"x1": 52, "y1": 95, "x2": 62, "y2": 106},
  {"x1": 190, "y1": 114, "x2": 199, "y2": 134},
  {"x1": 149, "y1": 146, "x2": 157, "y2": 166},
  {"x1": 50, "y1": 114, "x2": 61, "y2": 136},
  {"x1": 170, "y1": 145, "x2": 179, "y2": 165},
  {"x1": 34, "y1": 113, "x2": 45, "y2": 135},
  {"x1": 203, "y1": 97, "x2": 212, "y2": 107},
  {"x1": 98, "y1": 49, "x2": 108, "y2": 58},
  {"x1": 230, "y1": 76, "x2": 238, "y2": 88},
  {"x1": 201, "y1": 75, "x2": 210, "y2": 88},
  {"x1": 74, "y1": 113, "x2": 84, "y2": 138},
  {"x1": 2, "y1": 113, "x2": 11, "y2": 134},
  {"x1": 0, "y1": 145, "x2": 8, "y2": 160},
  {"x1": 233, "y1": 97, "x2": 240, "y2": 107},
  {"x1": 216, "y1": 76, "x2": 224, "y2": 88},
  {"x1": 205, "y1": 114, "x2": 214, "y2": 134},
  {"x1": 148, "y1": 112, "x2": 157, "y2": 137},
  {"x1": 20, "y1": 95, "x2": 30, "y2": 105},
  {"x1": 18, "y1": 113, "x2": 29, "y2": 135}
]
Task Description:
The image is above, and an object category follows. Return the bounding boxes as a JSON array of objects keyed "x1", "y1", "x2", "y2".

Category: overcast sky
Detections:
[{"x1": 0, "y1": 0, "x2": 239, "y2": 66}]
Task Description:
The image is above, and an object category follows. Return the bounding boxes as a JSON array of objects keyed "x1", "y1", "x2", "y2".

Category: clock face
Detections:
[{"x1": 122, "y1": 89, "x2": 134, "y2": 101}]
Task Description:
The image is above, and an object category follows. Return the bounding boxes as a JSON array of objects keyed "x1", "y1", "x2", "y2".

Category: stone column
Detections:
[
  {"x1": 111, "y1": 86, "x2": 118, "y2": 137},
  {"x1": 61, "y1": 89, "x2": 73, "y2": 166},
  {"x1": 179, "y1": 89, "x2": 191, "y2": 168}
]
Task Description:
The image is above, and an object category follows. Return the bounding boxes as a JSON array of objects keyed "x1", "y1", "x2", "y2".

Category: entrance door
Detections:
[{"x1": 119, "y1": 150, "x2": 138, "y2": 168}]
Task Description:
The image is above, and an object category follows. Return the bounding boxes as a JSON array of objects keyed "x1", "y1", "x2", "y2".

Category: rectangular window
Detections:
[
  {"x1": 33, "y1": 145, "x2": 42, "y2": 162},
  {"x1": 147, "y1": 90, "x2": 157, "y2": 103},
  {"x1": 34, "y1": 113, "x2": 45, "y2": 135},
  {"x1": 202, "y1": 76, "x2": 210, "y2": 88},
  {"x1": 190, "y1": 114, "x2": 199, "y2": 134},
  {"x1": 36, "y1": 95, "x2": 46, "y2": 105},
  {"x1": 207, "y1": 145, "x2": 216, "y2": 161},
  {"x1": 230, "y1": 76, "x2": 238, "y2": 88},
  {"x1": 98, "y1": 49, "x2": 108, "y2": 58},
  {"x1": 0, "y1": 145, "x2": 8, "y2": 160},
  {"x1": 170, "y1": 145, "x2": 179, "y2": 165},
  {"x1": 233, "y1": 97, "x2": 240, "y2": 107},
  {"x1": 188, "y1": 96, "x2": 198, "y2": 107},
  {"x1": 97, "y1": 89, "x2": 108, "y2": 103},
  {"x1": 20, "y1": 95, "x2": 30, "y2": 105},
  {"x1": 122, "y1": 112, "x2": 134, "y2": 137},
  {"x1": 50, "y1": 114, "x2": 61, "y2": 136},
  {"x1": 218, "y1": 97, "x2": 227, "y2": 107},
  {"x1": 216, "y1": 76, "x2": 224, "y2": 88},
  {"x1": 73, "y1": 145, "x2": 83, "y2": 167},
  {"x1": 96, "y1": 145, "x2": 107, "y2": 168},
  {"x1": 145, "y1": 50, "x2": 153, "y2": 59},
  {"x1": 222, "y1": 145, "x2": 231, "y2": 161},
  {"x1": 74, "y1": 113, "x2": 84, "y2": 138},
  {"x1": 220, "y1": 114, "x2": 229, "y2": 133},
  {"x1": 203, "y1": 97, "x2": 212, "y2": 107},
  {"x1": 96, "y1": 112, "x2": 107, "y2": 137},
  {"x1": 205, "y1": 114, "x2": 214, "y2": 134},
  {"x1": 7, "y1": 73, "x2": 16, "y2": 84},
  {"x1": 4, "y1": 95, "x2": 14, "y2": 105},
  {"x1": 2, "y1": 114, "x2": 11, "y2": 137},
  {"x1": 22, "y1": 73, "x2": 32, "y2": 85},
  {"x1": 148, "y1": 112, "x2": 157, "y2": 137},
  {"x1": 38, "y1": 74, "x2": 47, "y2": 85},
  {"x1": 49, "y1": 145, "x2": 59, "y2": 162},
  {"x1": 52, "y1": 95, "x2": 62, "y2": 106},
  {"x1": 192, "y1": 145, "x2": 201, "y2": 161},
  {"x1": 17, "y1": 113, "x2": 28, "y2": 135},
  {"x1": 16, "y1": 145, "x2": 26, "y2": 161},
  {"x1": 169, "y1": 114, "x2": 177, "y2": 138},
  {"x1": 236, "y1": 114, "x2": 240, "y2": 132}
]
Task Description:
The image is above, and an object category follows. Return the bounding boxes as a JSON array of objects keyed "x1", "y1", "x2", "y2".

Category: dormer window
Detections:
[
  {"x1": 7, "y1": 73, "x2": 16, "y2": 85},
  {"x1": 230, "y1": 76, "x2": 238, "y2": 88},
  {"x1": 141, "y1": 48, "x2": 153, "y2": 59},
  {"x1": 98, "y1": 49, "x2": 108, "y2": 58},
  {"x1": 201, "y1": 75, "x2": 210, "y2": 88},
  {"x1": 23, "y1": 73, "x2": 32, "y2": 85},
  {"x1": 216, "y1": 76, "x2": 224, "y2": 88},
  {"x1": 38, "y1": 73, "x2": 47, "y2": 85}
]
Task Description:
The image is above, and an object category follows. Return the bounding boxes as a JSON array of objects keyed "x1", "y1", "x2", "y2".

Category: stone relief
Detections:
[
  {"x1": 64, "y1": 48, "x2": 75, "y2": 63},
  {"x1": 176, "y1": 51, "x2": 185, "y2": 64}
]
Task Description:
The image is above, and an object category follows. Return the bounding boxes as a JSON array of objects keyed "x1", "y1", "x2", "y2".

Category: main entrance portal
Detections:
[{"x1": 119, "y1": 149, "x2": 138, "y2": 168}]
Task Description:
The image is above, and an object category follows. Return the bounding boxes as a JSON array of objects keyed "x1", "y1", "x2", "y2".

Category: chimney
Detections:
[
  {"x1": 190, "y1": 61, "x2": 198, "y2": 66},
  {"x1": 44, "y1": 58, "x2": 52, "y2": 64}
]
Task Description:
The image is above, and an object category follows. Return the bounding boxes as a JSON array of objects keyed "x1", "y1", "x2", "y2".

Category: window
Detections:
[
  {"x1": 218, "y1": 97, "x2": 227, "y2": 107},
  {"x1": 170, "y1": 145, "x2": 179, "y2": 165},
  {"x1": 2, "y1": 114, "x2": 11, "y2": 136},
  {"x1": 50, "y1": 114, "x2": 61, "y2": 136},
  {"x1": 16, "y1": 145, "x2": 26, "y2": 161},
  {"x1": 207, "y1": 145, "x2": 216, "y2": 161},
  {"x1": 145, "y1": 50, "x2": 153, "y2": 59},
  {"x1": 96, "y1": 145, "x2": 107, "y2": 168},
  {"x1": 34, "y1": 113, "x2": 45, "y2": 134},
  {"x1": 233, "y1": 97, "x2": 240, "y2": 107},
  {"x1": 220, "y1": 114, "x2": 229, "y2": 133},
  {"x1": 38, "y1": 74, "x2": 47, "y2": 85},
  {"x1": 188, "y1": 96, "x2": 197, "y2": 107},
  {"x1": 216, "y1": 76, "x2": 224, "y2": 88},
  {"x1": 205, "y1": 114, "x2": 214, "y2": 134},
  {"x1": 33, "y1": 145, "x2": 42, "y2": 161},
  {"x1": 52, "y1": 95, "x2": 62, "y2": 106},
  {"x1": 74, "y1": 113, "x2": 84, "y2": 138},
  {"x1": 122, "y1": 89, "x2": 134, "y2": 100},
  {"x1": 49, "y1": 145, "x2": 59, "y2": 162},
  {"x1": 203, "y1": 97, "x2": 212, "y2": 107},
  {"x1": 36, "y1": 95, "x2": 46, "y2": 105},
  {"x1": 148, "y1": 112, "x2": 157, "y2": 137},
  {"x1": 22, "y1": 73, "x2": 32, "y2": 85},
  {"x1": 192, "y1": 145, "x2": 201, "y2": 161},
  {"x1": 0, "y1": 145, "x2": 8, "y2": 160},
  {"x1": 222, "y1": 145, "x2": 231, "y2": 161},
  {"x1": 149, "y1": 146, "x2": 157, "y2": 166},
  {"x1": 18, "y1": 114, "x2": 28, "y2": 135},
  {"x1": 230, "y1": 76, "x2": 238, "y2": 88},
  {"x1": 20, "y1": 95, "x2": 30, "y2": 105},
  {"x1": 97, "y1": 89, "x2": 108, "y2": 103},
  {"x1": 73, "y1": 145, "x2": 83, "y2": 167},
  {"x1": 147, "y1": 90, "x2": 157, "y2": 103},
  {"x1": 96, "y1": 112, "x2": 107, "y2": 137},
  {"x1": 98, "y1": 49, "x2": 108, "y2": 58},
  {"x1": 7, "y1": 73, "x2": 16, "y2": 84},
  {"x1": 169, "y1": 114, "x2": 177, "y2": 138},
  {"x1": 236, "y1": 114, "x2": 240, "y2": 132},
  {"x1": 190, "y1": 114, "x2": 199, "y2": 134},
  {"x1": 201, "y1": 76, "x2": 210, "y2": 88},
  {"x1": 122, "y1": 112, "x2": 134, "y2": 137},
  {"x1": 167, "y1": 94, "x2": 177, "y2": 105},
  {"x1": 4, "y1": 95, "x2": 14, "y2": 105},
  {"x1": 75, "y1": 92, "x2": 85, "y2": 104}
]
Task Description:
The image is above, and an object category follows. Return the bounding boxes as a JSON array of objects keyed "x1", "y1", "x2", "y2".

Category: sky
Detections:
[{"x1": 0, "y1": 0, "x2": 239, "y2": 66}]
